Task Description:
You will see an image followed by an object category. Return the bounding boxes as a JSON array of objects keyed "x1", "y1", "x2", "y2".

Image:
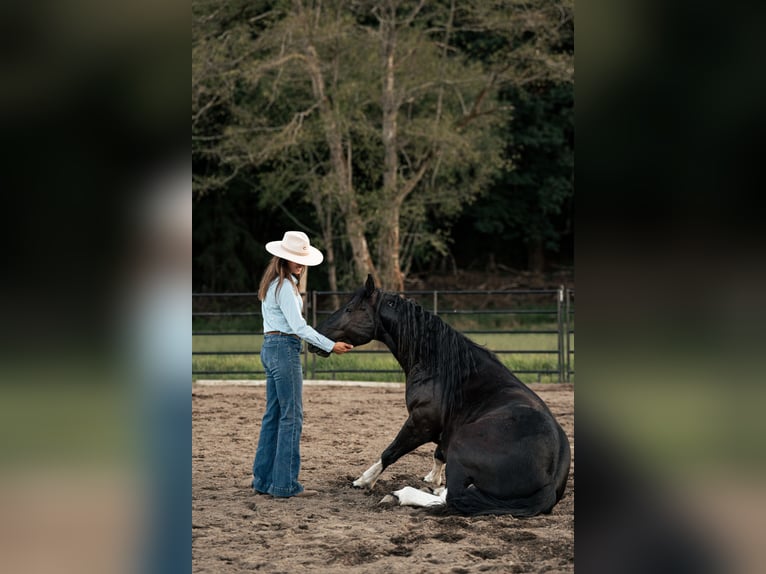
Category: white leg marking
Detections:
[
  {"x1": 353, "y1": 459, "x2": 383, "y2": 489},
  {"x1": 393, "y1": 486, "x2": 447, "y2": 508},
  {"x1": 423, "y1": 457, "x2": 445, "y2": 486}
]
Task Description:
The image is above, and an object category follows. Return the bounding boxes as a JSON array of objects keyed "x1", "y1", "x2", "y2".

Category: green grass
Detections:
[
  {"x1": 192, "y1": 329, "x2": 574, "y2": 384},
  {"x1": 191, "y1": 307, "x2": 572, "y2": 333}
]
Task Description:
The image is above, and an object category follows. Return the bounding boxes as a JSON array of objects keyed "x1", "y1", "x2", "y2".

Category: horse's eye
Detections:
[{"x1": 345, "y1": 307, "x2": 352, "y2": 313}]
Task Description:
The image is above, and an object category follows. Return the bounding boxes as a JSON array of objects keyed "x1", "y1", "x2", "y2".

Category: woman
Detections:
[{"x1": 252, "y1": 231, "x2": 353, "y2": 498}]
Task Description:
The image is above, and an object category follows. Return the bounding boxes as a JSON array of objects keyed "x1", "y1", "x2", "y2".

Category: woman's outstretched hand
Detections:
[{"x1": 332, "y1": 341, "x2": 354, "y2": 354}]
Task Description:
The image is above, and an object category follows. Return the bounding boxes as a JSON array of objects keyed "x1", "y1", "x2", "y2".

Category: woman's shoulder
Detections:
[{"x1": 271, "y1": 276, "x2": 299, "y2": 298}]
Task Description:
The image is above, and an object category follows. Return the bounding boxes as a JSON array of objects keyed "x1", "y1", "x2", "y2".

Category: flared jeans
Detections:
[{"x1": 252, "y1": 334, "x2": 306, "y2": 497}]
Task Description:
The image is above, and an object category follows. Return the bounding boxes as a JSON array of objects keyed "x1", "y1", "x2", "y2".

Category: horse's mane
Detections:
[{"x1": 392, "y1": 296, "x2": 488, "y2": 421}]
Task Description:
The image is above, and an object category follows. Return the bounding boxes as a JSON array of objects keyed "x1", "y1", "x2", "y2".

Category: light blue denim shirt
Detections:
[{"x1": 261, "y1": 276, "x2": 335, "y2": 354}]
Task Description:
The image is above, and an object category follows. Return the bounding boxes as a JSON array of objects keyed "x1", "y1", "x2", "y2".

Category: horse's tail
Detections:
[{"x1": 444, "y1": 482, "x2": 560, "y2": 518}]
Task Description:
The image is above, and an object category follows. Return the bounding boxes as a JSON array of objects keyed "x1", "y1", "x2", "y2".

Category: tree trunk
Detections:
[
  {"x1": 324, "y1": 241, "x2": 340, "y2": 308},
  {"x1": 303, "y1": 43, "x2": 379, "y2": 287},
  {"x1": 527, "y1": 237, "x2": 545, "y2": 274},
  {"x1": 313, "y1": 193, "x2": 340, "y2": 308},
  {"x1": 346, "y1": 211, "x2": 379, "y2": 285},
  {"x1": 377, "y1": 6, "x2": 404, "y2": 292},
  {"x1": 378, "y1": 202, "x2": 404, "y2": 291}
]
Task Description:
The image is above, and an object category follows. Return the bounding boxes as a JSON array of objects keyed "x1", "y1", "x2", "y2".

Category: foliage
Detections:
[
  {"x1": 468, "y1": 81, "x2": 574, "y2": 270},
  {"x1": 192, "y1": 0, "x2": 574, "y2": 290}
]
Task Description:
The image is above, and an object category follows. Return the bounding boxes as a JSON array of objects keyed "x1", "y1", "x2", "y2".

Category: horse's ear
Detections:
[{"x1": 365, "y1": 274, "x2": 376, "y2": 297}]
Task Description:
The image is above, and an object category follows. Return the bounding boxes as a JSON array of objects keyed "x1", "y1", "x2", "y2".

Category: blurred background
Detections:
[
  {"x1": 576, "y1": 0, "x2": 766, "y2": 571},
  {"x1": 0, "y1": 1, "x2": 188, "y2": 573}
]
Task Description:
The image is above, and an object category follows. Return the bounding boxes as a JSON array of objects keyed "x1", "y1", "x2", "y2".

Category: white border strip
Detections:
[{"x1": 194, "y1": 379, "x2": 404, "y2": 388}]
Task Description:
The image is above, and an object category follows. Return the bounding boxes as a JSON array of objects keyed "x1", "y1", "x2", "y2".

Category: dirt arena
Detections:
[{"x1": 192, "y1": 382, "x2": 574, "y2": 573}]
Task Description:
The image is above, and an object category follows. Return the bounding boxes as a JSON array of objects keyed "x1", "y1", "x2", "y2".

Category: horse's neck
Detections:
[
  {"x1": 377, "y1": 331, "x2": 415, "y2": 374},
  {"x1": 378, "y1": 317, "x2": 428, "y2": 376}
]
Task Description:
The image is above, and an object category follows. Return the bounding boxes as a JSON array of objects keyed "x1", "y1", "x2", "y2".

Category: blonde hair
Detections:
[{"x1": 258, "y1": 257, "x2": 299, "y2": 301}]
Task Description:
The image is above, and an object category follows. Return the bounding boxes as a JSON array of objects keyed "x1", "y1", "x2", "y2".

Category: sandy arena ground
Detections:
[{"x1": 193, "y1": 382, "x2": 574, "y2": 573}]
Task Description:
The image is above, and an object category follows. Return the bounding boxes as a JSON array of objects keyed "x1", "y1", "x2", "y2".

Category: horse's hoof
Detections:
[{"x1": 379, "y1": 494, "x2": 397, "y2": 505}]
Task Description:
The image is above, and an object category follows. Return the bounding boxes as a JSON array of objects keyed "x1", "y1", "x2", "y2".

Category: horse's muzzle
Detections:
[{"x1": 307, "y1": 343, "x2": 330, "y2": 357}]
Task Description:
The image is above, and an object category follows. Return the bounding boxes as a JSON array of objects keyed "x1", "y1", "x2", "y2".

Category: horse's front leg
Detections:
[{"x1": 353, "y1": 413, "x2": 435, "y2": 489}]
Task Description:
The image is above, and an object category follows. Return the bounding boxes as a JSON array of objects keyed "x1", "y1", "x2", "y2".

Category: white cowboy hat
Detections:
[{"x1": 266, "y1": 231, "x2": 324, "y2": 266}]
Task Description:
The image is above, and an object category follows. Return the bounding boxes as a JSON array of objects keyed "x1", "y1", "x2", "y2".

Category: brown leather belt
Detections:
[{"x1": 264, "y1": 331, "x2": 300, "y2": 340}]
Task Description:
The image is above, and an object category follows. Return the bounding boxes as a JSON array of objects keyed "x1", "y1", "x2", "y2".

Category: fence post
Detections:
[
  {"x1": 310, "y1": 290, "x2": 317, "y2": 379},
  {"x1": 433, "y1": 290, "x2": 438, "y2": 316},
  {"x1": 557, "y1": 286, "x2": 565, "y2": 383},
  {"x1": 564, "y1": 287, "x2": 571, "y2": 382}
]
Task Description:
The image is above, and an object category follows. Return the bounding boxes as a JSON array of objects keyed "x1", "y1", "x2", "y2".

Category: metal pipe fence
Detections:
[{"x1": 193, "y1": 287, "x2": 574, "y2": 383}]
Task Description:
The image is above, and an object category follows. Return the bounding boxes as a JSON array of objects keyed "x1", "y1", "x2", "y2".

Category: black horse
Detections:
[{"x1": 309, "y1": 275, "x2": 571, "y2": 517}]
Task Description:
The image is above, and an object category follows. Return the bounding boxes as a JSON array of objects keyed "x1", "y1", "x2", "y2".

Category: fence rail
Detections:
[{"x1": 193, "y1": 287, "x2": 574, "y2": 383}]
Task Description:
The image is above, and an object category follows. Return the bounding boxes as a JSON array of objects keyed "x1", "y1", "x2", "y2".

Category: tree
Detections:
[
  {"x1": 193, "y1": 0, "x2": 574, "y2": 290},
  {"x1": 459, "y1": 1, "x2": 574, "y2": 273},
  {"x1": 194, "y1": 1, "x2": 377, "y2": 288}
]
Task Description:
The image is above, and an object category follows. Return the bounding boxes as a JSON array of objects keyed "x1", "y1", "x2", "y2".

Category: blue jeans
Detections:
[{"x1": 252, "y1": 335, "x2": 305, "y2": 497}]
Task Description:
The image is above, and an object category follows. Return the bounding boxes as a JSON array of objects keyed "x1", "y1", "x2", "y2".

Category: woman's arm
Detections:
[{"x1": 276, "y1": 284, "x2": 340, "y2": 354}]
